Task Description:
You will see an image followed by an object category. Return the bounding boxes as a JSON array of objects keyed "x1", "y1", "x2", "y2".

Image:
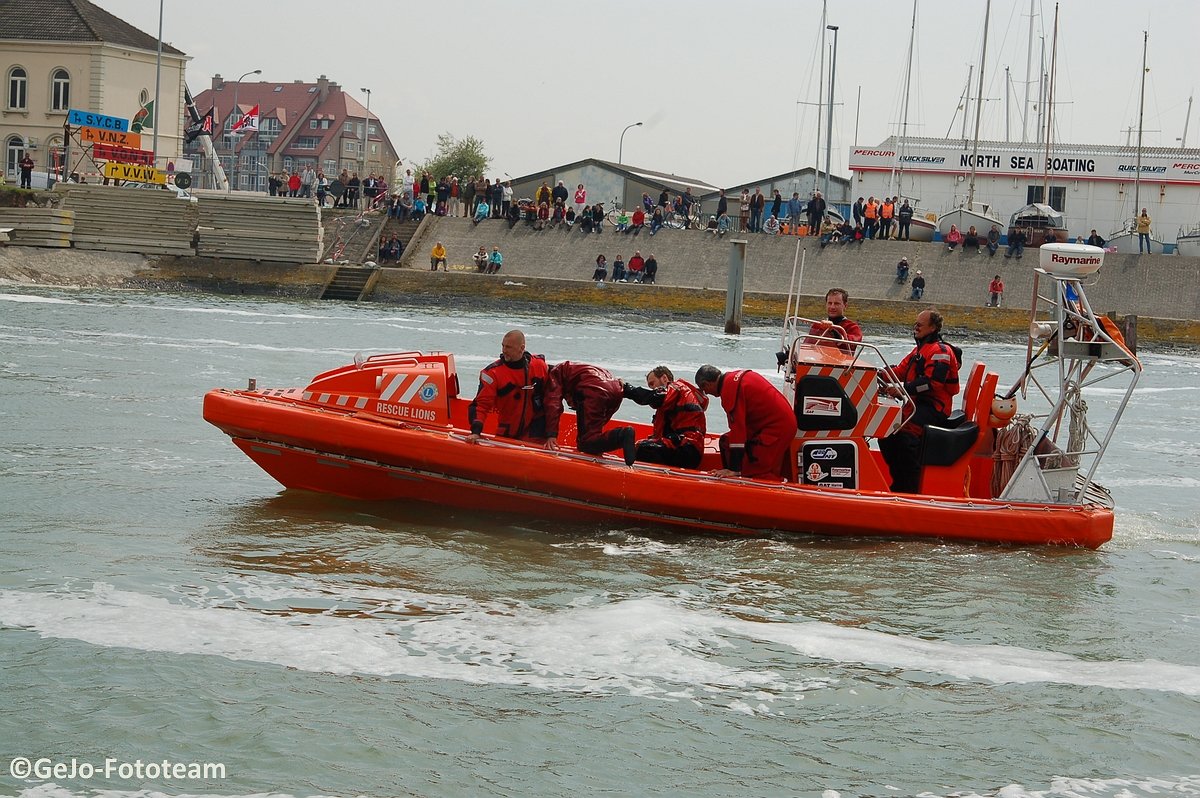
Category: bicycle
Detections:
[
  {"x1": 604, "y1": 196, "x2": 625, "y2": 228},
  {"x1": 664, "y1": 199, "x2": 703, "y2": 230}
]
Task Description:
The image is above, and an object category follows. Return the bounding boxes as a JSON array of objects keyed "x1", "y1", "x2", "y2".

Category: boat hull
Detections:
[
  {"x1": 204, "y1": 389, "x2": 1114, "y2": 549},
  {"x1": 938, "y1": 207, "x2": 1003, "y2": 237},
  {"x1": 1177, "y1": 233, "x2": 1200, "y2": 257},
  {"x1": 1106, "y1": 231, "x2": 1164, "y2": 255}
]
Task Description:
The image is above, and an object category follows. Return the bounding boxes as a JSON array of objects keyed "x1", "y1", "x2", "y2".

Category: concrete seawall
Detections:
[
  {"x1": 3, "y1": 213, "x2": 1199, "y2": 345},
  {"x1": 401, "y1": 217, "x2": 1200, "y2": 322}
]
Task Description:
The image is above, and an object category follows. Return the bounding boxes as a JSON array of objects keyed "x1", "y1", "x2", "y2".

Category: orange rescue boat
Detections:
[{"x1": 203, "y1": 244, "x2": 1139, "y2": 548}]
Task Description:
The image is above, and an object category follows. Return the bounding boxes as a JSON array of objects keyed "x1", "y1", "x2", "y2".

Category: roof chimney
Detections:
[
  {"x1": 317, "y1": 74, "x2": 329, "y2": 101},
  {"x1": 212, "y1": 73, "x2": 224, "y2": 91}
]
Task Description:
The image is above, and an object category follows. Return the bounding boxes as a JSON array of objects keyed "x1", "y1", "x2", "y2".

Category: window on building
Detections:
[
  {"x1": 323, "y1": 159, "x2": 337, "y2": 174},
  {"x1": 6, "y1": 135, "x2": 25, "y2": 177},
  {"x1": 368, "y1": 124, "x2": 377, "y2": 135},
  {"x1": 344, "y1": 140, "x2": 358, "y2": 154},
  {"x1": 283, "y1": 157, "x2": 293, "y2": 171},
  {"x1": 51, "y1": 69, "x2": 70, "y2": 111},
  {"x1": 343, "y1": 121, "x2": 353, "y2": 133},
  {"x1": 309, "y1": 119, "x2": 317, "y2": 129},
  {"x1": 1026, "y1": 185, "x2": 1066, "y2": 212},
  {"x1": 321, "y1": 119, "x2": 330, "y2": 129},
  {"x1": 357, "y1": 122, "x2": 363, "y2": 137},
  {"x1": 293, "y1": 137, "x2": 319, "y2": 150},
  {"x1": 371, "y1": 144, "x2": 377, "y2": 154},
  {"x1": 8, "y1": 67, "x2": 27, "y2": 110}
]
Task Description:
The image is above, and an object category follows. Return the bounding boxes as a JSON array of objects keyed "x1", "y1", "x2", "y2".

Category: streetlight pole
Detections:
[
  {"x1": 618, "y1": 121, "x2": 643, "y2": 164},
  {"x1": 151, "y1": 0, "x2": 162, "y2": 165},
  {"x1": 824, "y1": 25, "x2": 839, "y2": 203},
  {"x1": 360, "y1": 88, "x2": 371, "y2": 179},
  {"x1": 229, "y1": 68, "x2": 261, "y2": 191}
]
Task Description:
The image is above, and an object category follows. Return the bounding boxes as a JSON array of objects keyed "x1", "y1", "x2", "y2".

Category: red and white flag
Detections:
[{"x1": 232, "y1": 104, "x2": 259, "y2": 132}]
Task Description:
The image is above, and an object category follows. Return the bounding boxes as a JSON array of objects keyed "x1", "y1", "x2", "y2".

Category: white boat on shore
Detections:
[
  {"x1": 1105, "y1": 227, "x2": 1165, "y2": 255},
  {"x1": 1173, "y1": 224, "x2": 1199, "y2": 256}
]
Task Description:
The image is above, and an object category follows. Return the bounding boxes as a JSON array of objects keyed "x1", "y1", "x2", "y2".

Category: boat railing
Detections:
[
  {"x1": 1000, "y1": 250, "x2": 1141, "y2": 506},
  {"x1": 781, "y1": 315, "x2": 915, "y2": 435}
]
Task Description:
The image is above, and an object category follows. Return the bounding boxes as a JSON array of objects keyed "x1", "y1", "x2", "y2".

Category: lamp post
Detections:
[
  {"x1": 151, "y1": 0, "x2": 163, "y2": 164},
  {"x1": 229, "y1": 68, "x2": 261, "y2": 191},
  {"x1": 823, "y1": 25, "x2": 838, "y2": 203},
  {"x1": 360, "y1": 88, "x2": 371, "y2": 180},
  {"x1": 618, "y1": 121, "x2": 643, "y2": 164}
]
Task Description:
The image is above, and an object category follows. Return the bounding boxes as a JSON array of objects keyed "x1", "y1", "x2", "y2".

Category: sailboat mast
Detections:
[
  {"x1": 1133, "y1": 30, "x2": 1148, "y2": 224},
  {"x1": 1182, "y1": 94, "x2": 1193, "y2": 148},
  {"x1": 967, "y1": 0, "x2": 991, "y2": 210},
  {"x1": 814, "y1": 1, "x2": 827, "y2": 195},
  {"x1": 892, "y1": 0, "x2": 918, "y2": 197},
  {"x1": 1041, "y1": 3, "x2": 1059, "y2": 203},
  {"x1": 1022, "y1": 0, "x2": 1035, "y2": 143}
]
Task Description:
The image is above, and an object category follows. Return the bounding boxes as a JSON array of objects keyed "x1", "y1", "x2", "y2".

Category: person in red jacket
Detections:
[
  {"x1": 467, "y1": 330, "x2": 549, "y2": 443},
  {"x1": 805, "y1": 288, "x2": 863, "y2": 354},
  {"x1": 544, "y1": 362, "x2": 636, "y2": 465},
  {"x1": 695, "y1": 365, "x2": 797, "y2": 480},
  {"x1": 878, "y1": 309, "x2": 962, "y2": 493},
  {"x1": 621, "y1": 366, "x2": 708, "y2": 469}
]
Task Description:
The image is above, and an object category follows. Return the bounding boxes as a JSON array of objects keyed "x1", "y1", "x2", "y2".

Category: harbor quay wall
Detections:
[
  {"x1": 3, "y1": 212, "x2": 1200, "y2": 344},
  {"x1": 398, "y1": 216, "x2": 1200, "y2": 325}
]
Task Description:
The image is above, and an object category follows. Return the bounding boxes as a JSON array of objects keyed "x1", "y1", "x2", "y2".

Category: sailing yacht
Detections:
[
  {"x1": 1105, "y1": 31, "x2": 1165, "y2": 255},
  {"x1": 938, "y1": 0, "x2": 1004, "y2": 237}
]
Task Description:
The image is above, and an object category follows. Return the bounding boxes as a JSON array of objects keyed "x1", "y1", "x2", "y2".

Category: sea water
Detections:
[{"x1": 1, "y1": 288, "x2": 1197, "y2": 798}]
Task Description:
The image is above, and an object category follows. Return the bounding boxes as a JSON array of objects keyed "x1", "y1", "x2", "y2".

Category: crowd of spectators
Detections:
[{"x1": 590, "y1": 251, "x2": 659, "y2": 284}]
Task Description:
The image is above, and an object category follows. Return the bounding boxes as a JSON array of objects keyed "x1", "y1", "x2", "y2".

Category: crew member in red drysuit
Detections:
[
  {"x1": 879, "y1": 309, "x2": 962, "y2": 493},
  {"x1": 544, "y1": 361, "x2": 636, "y2": 465},
  {"x1": 467, "y1": 329, "x2": 548, "y2": 443},
  {"x1": 805, "y1": 288, "x2": 863, "y2": 354},
  {"x1": 621, "y1": 365, "x2": 708, "y2": 469},
  {"x1": 695, "y1": 365, "x2": 797, "y2": 480}
]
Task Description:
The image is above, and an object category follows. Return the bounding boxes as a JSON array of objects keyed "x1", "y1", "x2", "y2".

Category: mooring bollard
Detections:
[{"x1": 725, "y1": 239, "x2": 747, "y2": 334}]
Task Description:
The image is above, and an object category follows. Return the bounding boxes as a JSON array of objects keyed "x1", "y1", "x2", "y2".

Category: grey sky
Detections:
[{"x1": 99, "y1": 0, "x2": 1199, "y2": 186}]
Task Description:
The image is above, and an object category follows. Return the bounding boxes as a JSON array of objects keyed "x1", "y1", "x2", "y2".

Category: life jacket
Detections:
[
  {"x1": 468, "y1": 352, "x2": 549, "y2": 440},
  {"x1": 864, "y1": 202, "x2": 878, "y2": 220},
  {"x1": 653, "y1": 381, "x2": 708, "y2": 450},
  {"x1": 895, "y1": 336, "x2": 962, "y2": 417},
  {"x1": 881, "y1": 201, "x2": 895, "y2": 219}
]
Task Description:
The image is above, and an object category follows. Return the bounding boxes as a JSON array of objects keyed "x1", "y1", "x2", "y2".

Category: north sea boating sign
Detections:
[{"x1": 849, "y1": 141, "x2": 1200, "y2": 184}]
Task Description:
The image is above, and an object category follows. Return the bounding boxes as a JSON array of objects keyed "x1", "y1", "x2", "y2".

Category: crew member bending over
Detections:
[
  {"x1": 695, "y1": 365, "x2": 797, "y2": 480},
  {"x1": 878, "y1": 309, "x2": 962, "y2": 493},
  {"x1": 467, "y1": 330, "x2": 548, "y2": 443},
  {"x1": 544, "y1": 362, "x2": 636, "y2": 465},
  {"x1": 622, "y1": 366, "x2": 708, "y2": 469}
]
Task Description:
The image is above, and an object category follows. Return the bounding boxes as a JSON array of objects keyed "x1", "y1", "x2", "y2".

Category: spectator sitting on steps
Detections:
[
  {"x1": 486, "y1": 247, "x2": 503, "y2": 275},
  {"x1": 1004, "y1": 228, "x2": 1026, "y2": 259},
  {"x1": 764, "y1": 214, "x2": 781, "y2": 235},
  {"x1": 430, "y1": 241, "x2": 447, "y2": 272},
  {"x1": 909, "y1": 270, "x2": 925, "y2": 300},
  {"x1": 473, "y1": 246, "x2": 489, "y2": 272},
  {"x1": 896, "y1": 256, "x2": 910, "y2": 283},
  {"x1": 986, "y1": 225, "x2": 1001, "y2": 256},
  {"x1": 473, "y1": 200, "x2": 490, "y2": 224},
  {"x1": 945, "y1": 224, "x2": 963, "y2": 251}
]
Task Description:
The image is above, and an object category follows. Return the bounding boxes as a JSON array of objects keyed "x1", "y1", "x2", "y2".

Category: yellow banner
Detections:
[
  {"x1": 80, "y1": 126, "x2": 142, "y2": 149},
  {"x1": 103, "y1": 161, "x2": 166, "y2": 185}
]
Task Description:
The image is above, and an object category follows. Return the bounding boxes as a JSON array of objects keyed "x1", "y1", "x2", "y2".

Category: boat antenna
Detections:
[
  {"x1": 781, "y1": 240, "x2": 804, "y2": 355},
  {"x1": 966, "y1": 0, "x2": 991, "y2": 210},
  {"x1": 1041, "y1": 3, "x2": 1059, "y2": 204}
]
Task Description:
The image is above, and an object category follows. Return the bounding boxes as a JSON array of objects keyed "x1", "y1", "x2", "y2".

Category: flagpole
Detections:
[{"x1": 151, "y1": 0, "x2": 162, "y2": 164}]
